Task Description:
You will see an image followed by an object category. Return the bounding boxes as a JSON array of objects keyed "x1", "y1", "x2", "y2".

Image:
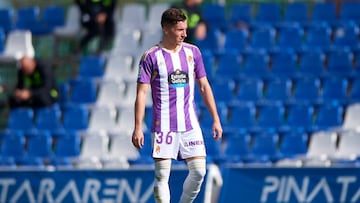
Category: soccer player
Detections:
[{"x1": 132, "y1": 8, "x2": 222, "y2": 203}]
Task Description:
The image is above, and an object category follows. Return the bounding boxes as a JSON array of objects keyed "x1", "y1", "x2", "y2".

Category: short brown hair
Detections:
[{"x1": 161, "y1": 8, "x2": 186, "y2": 28}]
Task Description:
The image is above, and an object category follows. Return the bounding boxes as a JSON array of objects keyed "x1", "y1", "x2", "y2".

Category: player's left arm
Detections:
[{"x1": 197, "y1": 77, "x2": 223, "y2": 141}]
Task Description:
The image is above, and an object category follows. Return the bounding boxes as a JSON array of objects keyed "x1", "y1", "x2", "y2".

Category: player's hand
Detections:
[
  {"x1": 212, "y1": 121, "x2": 223, "y2": 141},
  {"x1": 132, "y1": 129, "x2": 144, "y2": 149}
]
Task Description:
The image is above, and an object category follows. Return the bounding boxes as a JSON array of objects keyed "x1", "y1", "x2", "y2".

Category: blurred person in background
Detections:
[
  {"x1": 172, "y1": 0, "x2": 207, "y2": 44},
  {"x1": 75, "y1": 0, "x2": 116, "y2": 54},
  {"x1": 132, "y1": 8, "x2": 222, "y2": 203},
  {"x1": 4, "y1": 56, "x2": 58, "y2": 109}
]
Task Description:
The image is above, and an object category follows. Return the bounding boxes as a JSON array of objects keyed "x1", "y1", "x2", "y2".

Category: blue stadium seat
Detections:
[
  {"x1": 254, "y1": 3, "x2": 281, "y2": 26},
  {"x1": 222, "y1": 132, "x2": 251, "y2": 164},
  {"x1": 201, "y1": 50, "x2": 215, "y2": 79},
  {"x1": 312, "y1": 104, "x2": 344, "y2": 131},
  {"x1": 270, "y1": 49, "x2": 298, "y2": 79},
  {"x1": 199, "y1": 103, "x2": 228, "y2": 129},
  {"x1": 194, "y1": 85, "x2": 203, "y2": 106},
  {"x1": 297, "y1": 49, "x2": 326, "y2": 78},
  {"x1": 311, "y1": 2, "x2": 337, "y2": 27},
  {"x1": 320, "y1": 77, "x2": 349, "y2": 105},
  {"x1": 57, "y1": 82, "x2": 69, "y2": 106},
  {"x1": 290, "y1": 78, "x2": 321, "y2": 105},
  {"x1": 15, "y1": 6, "x2": 39, "y2": 31},
  {"x1": 241, "y1": 51, "x2": 271, "y2": 79},
  {"x1": 50, "y1": 157, "x2": 73, "y2": 169},
  {"x1": 7, "y1": 108, "x2": 34, "y2": 131},
  {"x1": 198, "y1": 107, "x2": 213, "y2": 128},
  {"x1": 304, "y1": 23, "x2": 333, "y2": 50},
  {"x1": 41, "y1": 5, "x2": 65, "y2": 30},
  {"x1": 236, "y1": 79, "x2": 264, "y2": 103},
  {"x1": 326, "y1": 48, "x2": 355, "y2": 78},
  {"x1": 62, "y1": 104, "x2": 89, "y2": 131},
  {"x1": 144, "y1": 106, "x2": 153, "y2": 129},
  {"x1": 69, "y1": 78, "x2": 97, "y2": 104},
  {"x1": 349, "y1": 79, "x2": 360, "y2": 103},
  {"x1": 195, "y1": 28, "x2": 220, "y2": 53},
  {"x1": 130, "y1": 131, "x2": 153, "y2": 165},
  {"x1": 229, "y1": 3, "x2": 253, "y2": 28},
  {"x1": 250, "y1": 133, "x2": 281, "y2": 163},
  {"x1": 262, "y1": 79, "x2": 292, "y2": 104},
  {"x1": 31, "y1": 5, "x2": 65, "y2": 35},
  {"x1": 357, "y1": 52, "x2": 360, "y2": 72},
  {"x1": 1, "y1": 130, "x2": 25, "y2": 159},
  {"x1": 280, "y1": 132, "x2": 308, "y2": 158},
  {"x1": 0, "y1": 27, "x2": 5, "y2": 53},
  {"x1": 339, "y1": 2, "x2": 360, "y2": 25},
  {"x1": 202, "y1": 3, "x2": 227, "y2": 30},
  {"x1": 226, "y1": 102, "x2": 256, "y2": 133},
  {"x1": 53, "y1": 130, "x2": 80, "y2": 158},
  {"x1": 276, "y1": 24, "x2": 305, "y2": 50},
  {"x1": 254, "y1": 103, "x2": 285, "y2": 133},
  {"x1": 283, "y1": 2, "x2": 308, "y2": 24},
  {"x1": 249, "y1": 26, "x2": 276, "y2": 51},
  {"x1": 202, "y1": 129, "x2": 222, "y2": 163},
  {"x1": 0, "y1": 157, "x2": 16, "y2": 169},
  {"x1": 333, "y1": 22, "x2": 360, "y2": 51},
  {"x1": 0, "y1": 8, "x2": 13, "y2": 33},
  {"x1": 215, "y1": 52, "x2": 242, "y2": 79},
  {"x1": 34, "y1": 106, "x2": 62, "y2": 132},
  {"x1": 211, "y1": 79, "x2": 236, "y2": 103},
  {"x1": 26, "y1": 130, "x2": 52, "y2": 158},
  {"x1": 78, "y1": 55, "x2": 106, "y2": 79},
  {"x1": 281, "y1": 104, "x2": 314, "y2": 133},
  {"x1": 16, "y1": 157, "x2": 45, "y2": 169},
  {"x1": 222, "y1": 29, "x2": 249, "y2": 53}
]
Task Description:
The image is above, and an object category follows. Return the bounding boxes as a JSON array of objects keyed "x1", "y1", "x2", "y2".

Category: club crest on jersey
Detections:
[
  {"x1": 155, "y1": 145, "x2": 161, "y2": 154},
  {"x1": 168, "y1": 69, "x2": 189, "y2": 88}
]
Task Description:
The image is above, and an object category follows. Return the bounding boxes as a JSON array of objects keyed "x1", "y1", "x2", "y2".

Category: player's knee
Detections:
[
  {"x1": 191, "y1": 167, "x2": 206, "y2": 182},
  {"x1": 188, "y1": 159, "x2": 206, "y2": 181},
  {"x1": 155, "y1": 159, "x2": 171, "y2": 182}
]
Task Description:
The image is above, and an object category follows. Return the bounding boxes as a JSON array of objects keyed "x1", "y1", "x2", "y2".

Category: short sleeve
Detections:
[
  {"x1": 193, "y1": 47, "x2": 207, "y2": 79},
  {"x1": 137, "y1": 53, "x2": 153, "y2": 84}
]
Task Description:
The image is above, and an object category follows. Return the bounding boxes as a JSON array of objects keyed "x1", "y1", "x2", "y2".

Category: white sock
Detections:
[
  {"x1": 179, "y1": 159, "x2": 206, "y2": 203},
  {"x1": 154, "y1": 159, "x2": 172, "y2": 203}
]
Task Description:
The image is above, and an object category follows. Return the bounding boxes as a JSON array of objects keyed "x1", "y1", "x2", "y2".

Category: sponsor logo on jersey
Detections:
[{"x1": 168, "y1": 69, "x2": 189, "y2": 88}]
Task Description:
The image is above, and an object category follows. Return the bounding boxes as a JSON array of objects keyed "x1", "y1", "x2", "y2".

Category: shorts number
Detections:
[{"x1": 156, "y1": 132, "x2": 173, "y2": 145}]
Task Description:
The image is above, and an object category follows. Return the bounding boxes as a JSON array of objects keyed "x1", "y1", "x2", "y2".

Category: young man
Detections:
[{"x1": 132, "y1": 8, "x2": 222, "y2": 203}]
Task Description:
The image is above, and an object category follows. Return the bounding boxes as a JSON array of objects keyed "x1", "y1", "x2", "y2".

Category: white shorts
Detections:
[{"x1": 151, "y1": 128, "x2": 206, "y2": 160}]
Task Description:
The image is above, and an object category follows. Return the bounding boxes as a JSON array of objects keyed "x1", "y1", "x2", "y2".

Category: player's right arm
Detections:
[{"x1": 132, "y1": 82, "x2": 150, "y2": 149}]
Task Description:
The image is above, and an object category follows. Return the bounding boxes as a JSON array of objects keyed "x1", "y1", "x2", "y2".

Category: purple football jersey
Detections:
[{"x1": 137, "y1": 43, "x2": 206, "y2": 132}]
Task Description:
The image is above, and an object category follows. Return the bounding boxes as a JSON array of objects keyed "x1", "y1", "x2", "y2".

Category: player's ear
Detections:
[{"x1": 162, "y1": 25, "x2": 170, "y2": 35}]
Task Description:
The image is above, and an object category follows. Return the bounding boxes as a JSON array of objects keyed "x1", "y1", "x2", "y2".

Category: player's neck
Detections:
[{"x1": 159, "y1": 41, "x2": 182, "y2": 53}]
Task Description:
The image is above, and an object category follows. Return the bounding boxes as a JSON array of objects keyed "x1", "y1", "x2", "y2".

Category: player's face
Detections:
[{"x1": 164, "y1": 20, "x2": 187, "y2": 45}]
